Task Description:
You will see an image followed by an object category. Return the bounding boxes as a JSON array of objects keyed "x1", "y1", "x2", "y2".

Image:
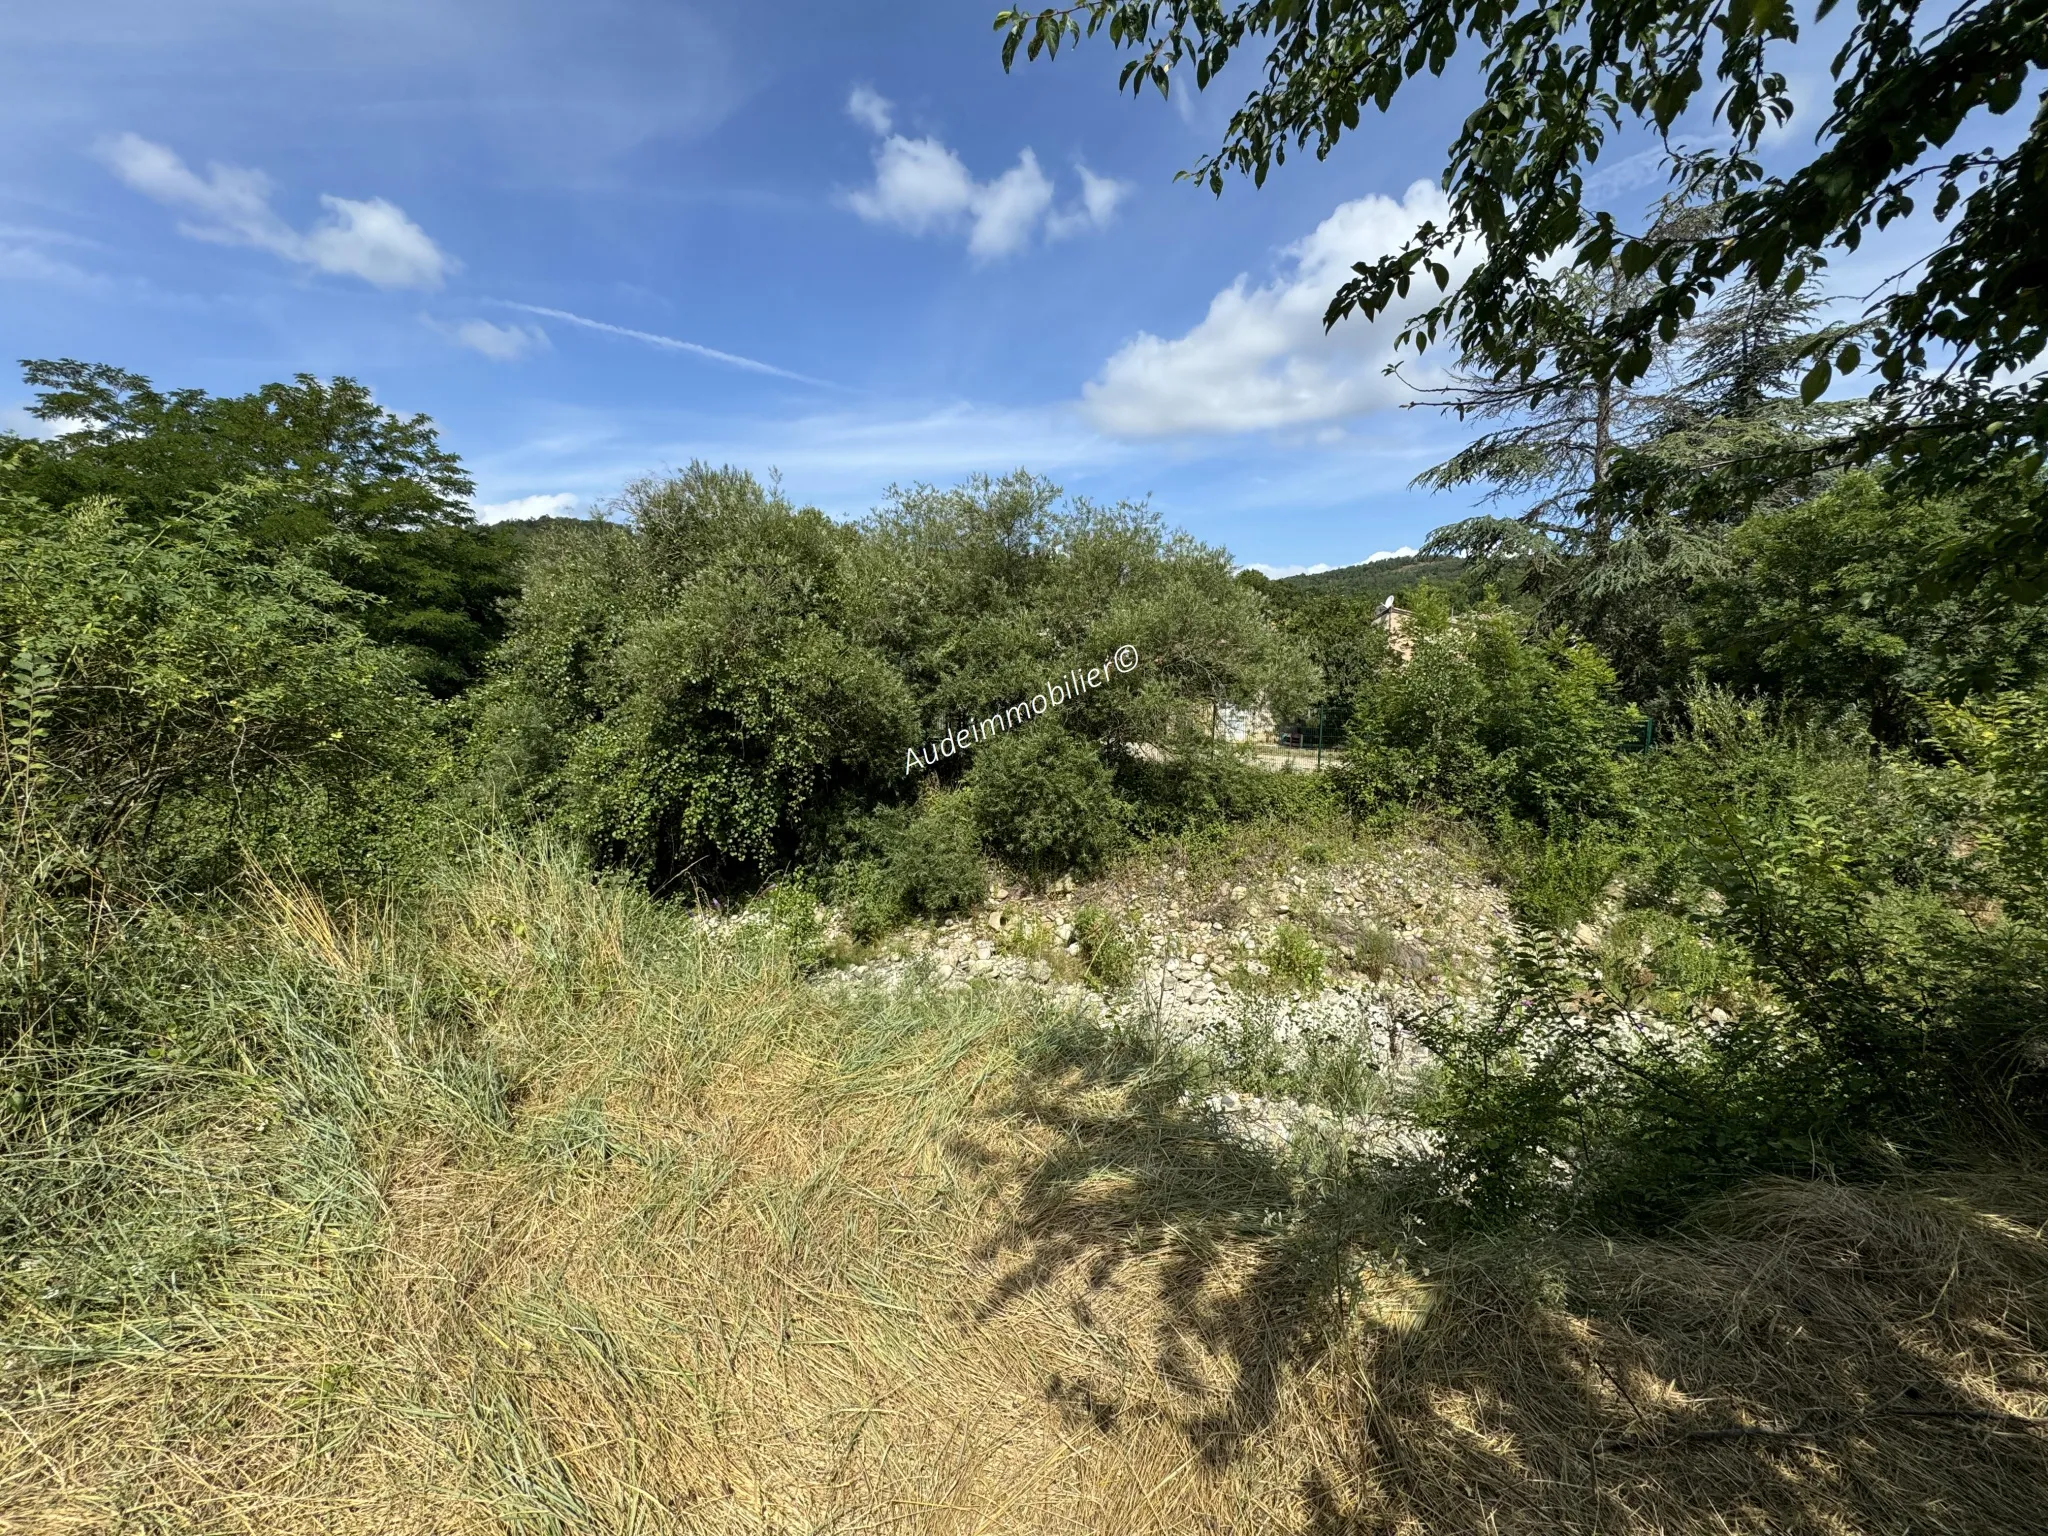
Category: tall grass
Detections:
[{"x1": 5, "y1": 838, "x2": 2046, "y2": 1533}]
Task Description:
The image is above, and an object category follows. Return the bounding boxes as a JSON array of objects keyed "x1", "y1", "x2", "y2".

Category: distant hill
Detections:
[
  {"x1": 1275, "y1": 554, "x2": 1467, "y2": 603},
  {"x1": 487, "y1": 514, "x2": 612, "y2": 548}
]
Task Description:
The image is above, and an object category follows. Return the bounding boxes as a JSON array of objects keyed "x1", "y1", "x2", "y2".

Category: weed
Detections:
[
  {"x1": 1071, "y1": 904, "x2": 1138, "y2": 989},
  {"x1": 1261, "y1": 923, "x2": 1327, "y2": 994}
]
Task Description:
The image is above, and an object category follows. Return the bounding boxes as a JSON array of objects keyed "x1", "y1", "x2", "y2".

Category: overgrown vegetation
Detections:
[{"x1": 9, "y1": 23, "x2": 2048, "y2": 1497}]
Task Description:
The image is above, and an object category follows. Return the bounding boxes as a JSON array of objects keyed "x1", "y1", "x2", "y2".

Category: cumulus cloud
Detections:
[
  {"x1": 846, "y1": 85, "x2": 894, "y2": 136},
  {"x1": 475, "y1": 491, "x2": 578, "y2": 523},
  {"x1": 435, "y1": 316, "x2": 549, "y2": 361},
  {"x1": 963, "y1": 150, "x2": 1054, "y2": 260},
  {"x1": 843, "y1": 90, "x2": 1126, "y2": 261},
  {"x1": 1047, "y1": 166, "x2": 1128, "y2": 239},
  {"x1": 102, "y1": 133, "x2": 455, "y2": 289},
  {"x1": 1083, "y1": 181, "x2": 1470, "y2": 438}
]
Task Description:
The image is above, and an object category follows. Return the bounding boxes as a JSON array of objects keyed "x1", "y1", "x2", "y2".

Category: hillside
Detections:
[{"x1": 1275, "y1": 553, "x2": 1468, "y2": 602}]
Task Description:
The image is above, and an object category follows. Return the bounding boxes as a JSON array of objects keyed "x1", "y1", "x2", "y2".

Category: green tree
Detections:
[
  {"x1": 1335, "y1": 601, "x2": 1638, "y2": 825},
  {"x1": 862, "y1": 472, "x2": 1317, "y2": 759},
  {"x1": 3, "y1": 361, "x2": 516, "y2": 694},
  {"x1": 998, "y1": 1, "x2": 2048, "y2": 567},
  {"x1": 1694, "y1": 470, "x2": 2048, "y2": 741},
  {"x1": 0, "y1": 486, "x2": 439, "y2": 888},
  {"x1": 473, "y1": 465, "x2": 917, "y2": 890}
]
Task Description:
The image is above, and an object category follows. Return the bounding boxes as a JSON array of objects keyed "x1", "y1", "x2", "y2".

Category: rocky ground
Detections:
[{"x1": 810, "y1": 830, "x2": 1515, "y2": 1154}]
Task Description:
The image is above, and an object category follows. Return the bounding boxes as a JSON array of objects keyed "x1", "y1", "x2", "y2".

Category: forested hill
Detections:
[{"x1": 1274, "y1": 554, "x2": 1467, "y2": 602}]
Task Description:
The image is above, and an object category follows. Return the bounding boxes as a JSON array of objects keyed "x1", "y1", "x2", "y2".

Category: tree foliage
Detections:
[
  {"x1": 3, "y1": 360, "x2": 516, "y2": 693},
  {"x1": 0, "y1": 486, "x2": 439, "y2": 888},
  {"x1": 997, "y1": 1, "x2": 2048, "y2": 544}
]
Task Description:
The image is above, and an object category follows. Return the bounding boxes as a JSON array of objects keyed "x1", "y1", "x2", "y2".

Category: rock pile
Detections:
[{"x1": 811, "y1": 835, "x2": 1512, "y2": 1154}]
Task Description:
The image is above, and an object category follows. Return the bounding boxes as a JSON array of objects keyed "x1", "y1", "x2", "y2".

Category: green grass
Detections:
[{"x1": 6, "y1": 835, "x2": 2048, "y2": 1536}]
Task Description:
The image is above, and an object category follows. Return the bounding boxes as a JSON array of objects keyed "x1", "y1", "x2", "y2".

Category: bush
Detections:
[
  {"x1": 964, "y1": 727, "x2": 1127, "y2": 880},
  {"x1": 1490, "y1": 817, "x2": 1627, "y2": 932},
  {"x1": 884, "y1": 794, "x2": 987, "y2": 918},
  {"x1": 830, "y1": 792, "x2": 986, "y2": 942},
  {"x1": 1071, "y1": 903, "x2": 1137, "y2": 988},
  {"x1": 1259, "y1": 923, "x2": 1327, "y2": 993},
  {"x1": 0, "y1": 488, "x2": 440, "y2": 891},
  {"x1": 1115, "y1": 740, "x2": 1334, "y2": 838},
  {"x1": 1334, "y1": 605, "x2": 1637, "y2": 826},
  {"x1": 472, "y1": 466, "x2": 918, "y2": 890},
  {"x1": 1414, "y1": 694, "x2": 2048, "y2": 1230}
]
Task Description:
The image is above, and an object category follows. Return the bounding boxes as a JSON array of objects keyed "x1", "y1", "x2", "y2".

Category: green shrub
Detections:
[
  {"x1": 1260, "y1": 923, "x2": 1327, "y2": 994},
  {"x1": 1414, "y1": 696, "x2": 2048, "y2": 1230},
  {"x1": 756, "y1": 879, "x2": 834, "y2": 970},
  {"x1": 473, "y1": 465, "x2": 918, "y2": 889},
  {"x1": 1334, "y1": 606, "x2": 1637, "y2": 826},
  {"x1": 0, "y1": 487, "x2": 441, "y2": 891},
  {"x1": 836, "y1": 861, "x2": 902, "y2": 946},
  {"x1": 964, "y1": 727, "x2": 1127, "y2": 879},
  {"x1": 829, "y1": 792, "x2": 986, "y2": 943},
  {"x1": 1490, "y1": 817, "x2": 1627, "y2": 932},
  {"x1": 884, "y1": 794, "x2": 987, "y2": 918},
  {"x1": 1115, "y1": 741, "x2": 1332, "y2": 839},
  {"x1": 1071, "y1": 904, "x2": 1137, "y2": 988}
]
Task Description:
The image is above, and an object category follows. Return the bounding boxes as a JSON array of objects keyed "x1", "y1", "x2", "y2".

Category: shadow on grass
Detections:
[
  {"x1": 970, "y1": 1006, "x2": 2048, "y2": 1533},
  {"x1": 970, "y1": 1008, "x2": 1388, "y2": 1466}
]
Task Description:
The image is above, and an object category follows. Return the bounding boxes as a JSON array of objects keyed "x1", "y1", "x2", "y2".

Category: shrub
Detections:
[
  {"x1": 884, "y1": 794, "x2": 987, "y2": 919},
  {"x1": 1334, "y1": 606, "x2": 1637, "y2": 826},
  {"x1": 964, "y1": 727, "x2": 1127, "y2": 879},
  {"x1": 756, "y1": 879, "x2": 835, "y2": 970},
  {"x1": 829, "y1": 792, "x2": 986, "y2": 943},
  {"x1": 1260, "y1": 923, "x2": 1327, "y2": 994},
  {"x1": 1071, "y1": 903, "x2": 1138, "y2": 988},
  {"x1": 474, "y1": 465, "x2": 917, "y2": 890},
  {"x1": 1415, "y1": 696, "x2": 2048, "y2": 1230},
  {"x1": 1490, "y1": 816, "x2": 1627, "y2": 932},
  {"x1": 0, "y1": 488, "x2": 440, "y2": 891}
]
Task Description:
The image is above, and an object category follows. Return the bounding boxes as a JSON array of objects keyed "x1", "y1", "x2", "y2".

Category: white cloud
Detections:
[
  {"x1": 1083, "y1": 181, "x2": 1471, "y2": 438},
  {"x1": 0, "y1": 241, "x2": 106, "y2": 290},
  {"x1": 846, "y1": 85, "x2": 894, "y2": 136},
  {"x1": 101, "y1": 133, "x2": 455, "y2": 289},
  {"x1": 844, "y1": 91, "x2": 1122, "y2": 261},
  {"x1": 1243, "y1": 561, "x2": 1334, "y2": 578},
  {"x1": 475, "y1": 491, "x2": 579, "y2": 523},
  {"x1": 436, "y1": 316, "x2": 549, "y2": 361},
  {"x1": 965, "y1": 150, "x2": 1054, "y2": 260},
  {"x1": 2, "y1": 402, "x2": 86, "y2": 439},
  {"x1": 847, "y1": 134, "x2": 979, "y2": 235},
  {"x1": 1047, "y1": 165, "x2": 1129, "y2": 239}
]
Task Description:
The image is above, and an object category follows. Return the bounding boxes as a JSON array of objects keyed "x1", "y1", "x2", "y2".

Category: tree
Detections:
[
  {"x1": 473, "y1": 464, "x2": 919, "y2": 891},
  {"x1": 1413, "y1": 228, "x2": 1854, "y2": 704},
  {"x1": 861, "y1": 472, "x2": 1318, "y2": 757},
  {"x1": 1693, "y1": 470, "x2": 2048, "y2": 741},
  {"x1": 997, "y1": 1, "x2": 2048, "y2": 559},
  {"x1": 3, "y1": 361, "x2": 516, "y2": 694},
  {"x1": 0, "y1": 485, "x2": 438, "y2": 888}
]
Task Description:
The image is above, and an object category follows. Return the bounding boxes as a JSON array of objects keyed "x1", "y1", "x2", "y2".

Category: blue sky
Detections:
[{"x1": 0, "y1": 1, "x2": 1988, "y2": 574}]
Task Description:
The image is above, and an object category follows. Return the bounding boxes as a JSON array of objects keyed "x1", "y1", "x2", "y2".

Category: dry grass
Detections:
[{"x1": 4, "y1": 841, "x2": 2045, "y2": 1533}]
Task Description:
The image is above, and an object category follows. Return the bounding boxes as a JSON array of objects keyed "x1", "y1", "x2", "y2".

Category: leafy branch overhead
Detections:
[{"x1": 996, "y1": 1, "x2": 2048, "y2": 483}]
